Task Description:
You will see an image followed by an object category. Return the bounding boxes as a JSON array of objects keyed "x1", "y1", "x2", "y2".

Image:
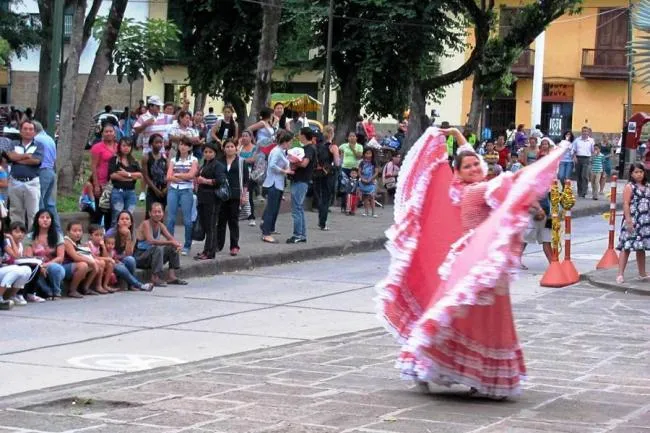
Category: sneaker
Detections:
[
  {"x1": 25, "y1": 293, "x2": 46, "y2": 303},
  {"x1": 139, "y1": 191, "x2": 146, "y2": 201},
  {"x1": 286, "y1": 236, "x2": 301, "y2": 244},
  {"x1": 230, "y1": 247, "x2": 240, "y2": 256},
  {"x1": 10, "y1": 295, "x2": 27, "y2": 306},
  {"x1": 320, "y1": 226, "x2": 330, "y2": 231},
  {"x1": 140, "y1": 283, "x2": 154, "y2": 292},
  {"x1": 181, "y1": 248, "x2": 189, "y2": 256},
  {"x1": 0, "y1": 300, "x2": 14, "y2": 310},
  {"x1": 248, "y1": 220, "x2": 256, "y2": 227}
]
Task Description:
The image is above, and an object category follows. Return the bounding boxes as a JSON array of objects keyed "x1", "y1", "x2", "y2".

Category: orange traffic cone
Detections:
[{"x1": 596, "y1": 176, "x2": 619, "y2": 269}]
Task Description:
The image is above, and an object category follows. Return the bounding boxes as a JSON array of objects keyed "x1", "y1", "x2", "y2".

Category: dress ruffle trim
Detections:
[{"x1": 375, "y1": 128, "x2": 449, "y2": 343}]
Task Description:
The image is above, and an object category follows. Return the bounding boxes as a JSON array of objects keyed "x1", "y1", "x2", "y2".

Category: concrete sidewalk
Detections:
[{"x1": 585, "y1": 262, "x2": 650, "y2": 296}]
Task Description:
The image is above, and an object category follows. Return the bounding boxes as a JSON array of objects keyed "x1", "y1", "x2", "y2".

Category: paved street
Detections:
[{"x1": 1, "y1": 214, "x2": 649, "y2": 432}]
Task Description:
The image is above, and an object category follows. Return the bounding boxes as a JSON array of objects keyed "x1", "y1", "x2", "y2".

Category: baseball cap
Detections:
[{"x1": 147, "y1": 96, "x2": 164, "y2": 107}]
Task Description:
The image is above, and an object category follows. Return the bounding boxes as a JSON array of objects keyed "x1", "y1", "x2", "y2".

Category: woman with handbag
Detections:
[
  {"x1": 217, "y1": 139, "x2": 248, "y2": 256},
  {"x1": 261, "y1": 131, "x2": 294, "y2": 244},
  {"x1": 195, "y1": 142, "x2": 228, "y2": 260},
  {"x1": 90, "y1": 123, "x2": 118, "y2": 229}
]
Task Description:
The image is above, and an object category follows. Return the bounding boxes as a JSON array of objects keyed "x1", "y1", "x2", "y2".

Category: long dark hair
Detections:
[
  {"x1": 629, "y1": 162, "x2": 648, "y2": 185},
  {"x1": 117, "y1": 137, "x2": 136, "y2": 166},
  {"x1": 563, "y1": 131, "x2": 575, "y2": 142},
  {"x1": 176, "y1": 136, "x2": 193, "y2": 161},
  {"x1": 113, "y1": 210, "x2": 134, "y2": 254},
  {"x1": 31, "y1": 209, "x2": 59, "y2": 248}
]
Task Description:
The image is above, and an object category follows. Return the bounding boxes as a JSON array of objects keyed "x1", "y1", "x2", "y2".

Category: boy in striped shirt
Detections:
[{"x1": 590, "y1": 144, "x2": 604, "y2": 200}]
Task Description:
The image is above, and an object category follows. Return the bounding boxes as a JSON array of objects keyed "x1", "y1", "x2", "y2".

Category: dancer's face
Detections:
[{"x1": 458, "y1": 155, "x2": 484, "y2": 184}]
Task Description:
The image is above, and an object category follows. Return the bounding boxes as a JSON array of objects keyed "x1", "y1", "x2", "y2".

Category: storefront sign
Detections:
[{"x1": 543, "y1": 84, "x2": 574, "y2": 102}]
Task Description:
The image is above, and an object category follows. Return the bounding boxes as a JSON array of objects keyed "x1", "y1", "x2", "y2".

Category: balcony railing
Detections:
[
  {"x1": 581, "y1": 48, "x2": 628, "y2": 80},
  {"x1": 511, "y1": 49, "x2": 534, "y2": 77}
]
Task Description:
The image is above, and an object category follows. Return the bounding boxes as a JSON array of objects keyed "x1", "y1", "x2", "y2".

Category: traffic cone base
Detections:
[
  {"x1": 561, "y1": 260, "x2": 580, "y2": 285},
  {"x1": 540, "y1": 261, "x2": 570, "y2": 288},
  {"x1": 596, "y1": 248, "x2": 619, "y2": 270}
]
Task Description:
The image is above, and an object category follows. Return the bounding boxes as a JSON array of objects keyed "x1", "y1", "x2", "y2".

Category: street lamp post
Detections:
[
  {"x1": 47, "y1": 0, "x2": 65, "y2": 137},
  {"x1": 323, "y1": 0, "x2": 334, "y2": 124}
]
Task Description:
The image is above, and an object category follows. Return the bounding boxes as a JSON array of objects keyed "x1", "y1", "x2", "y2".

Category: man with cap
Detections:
[{"x1": 133, "y1": 96, "x2": 174, "y2": 155}]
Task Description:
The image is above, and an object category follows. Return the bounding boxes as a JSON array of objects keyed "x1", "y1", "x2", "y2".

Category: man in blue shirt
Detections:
[
  {"x1": 34, "y1": 121, "x2": 61, "y2": 232},
  {"x1": 7, "y1": 120, "x2": 43, "y2": 230}
]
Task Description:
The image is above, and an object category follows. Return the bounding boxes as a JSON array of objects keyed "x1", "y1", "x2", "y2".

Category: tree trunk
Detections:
[
  {"x1": 35, "y1": 0, "x2": 53, "y2": 126},
  {"x1": 246, "y1": 0, "x2": 282, "y2": 126},
  {"x1": 56, "y1": 0, "x2": 86, "y2": 195},
  {"x1": 227, "y1": 93, "x2": 248, "y2": 134},
  {"x1": 63, "y1": 0, "x2": 128, "y2": 193},
  {"x1": 467, "y1": 75, "x2": 483, "y2": 132},
  {"x1": 333, "y1": 77, "x2": 361, "y2": 145},
  {"x1": 193, "y1": 92, "x2": 207, "y2": 114},
  {"x1": 404, "y1": 79, "x2": 428, "y2": 154}
]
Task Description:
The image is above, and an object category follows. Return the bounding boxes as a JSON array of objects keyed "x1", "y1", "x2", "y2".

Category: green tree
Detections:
[
  {"x1": 94, "y1": 17, "x2": 180, "y2": 108},
  {"x1": 174, "y1": 0, "x2": 262, "y2": 131},
  {"x1": 631, "y1": 0, "x2": 650, "y2": 89},
  {"x1": 0, "y1": 38, "x2": 10, "y2": 67},
  {"x1": 0, "y1": 1, "x2": 40, "y2": 60},
  {"x1": 467, "y1": 1, "x2": 583, "y2": 132}
]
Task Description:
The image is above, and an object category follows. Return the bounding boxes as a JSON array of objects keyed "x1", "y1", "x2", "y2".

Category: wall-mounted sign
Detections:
[{"x1": 542, "y1": 84, "x2": 574, "y2": 102}]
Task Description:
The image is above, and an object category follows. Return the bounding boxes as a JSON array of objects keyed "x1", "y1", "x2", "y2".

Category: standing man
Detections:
[
  {"x1": 133, "y1": 96, "x2": 174, "y2": 155},
  {"x1": 7, "y1": 120, "x2": 43, "y2": 230},
  {"x1": 33, "y1": 121, "x2": 61, "y2": 232},
  {"x1": 573, "y1": 126, "x2": 595, "y2": 198},
  {"x1": 287, "y1": 127, "x2": 316, "y2": 244}
]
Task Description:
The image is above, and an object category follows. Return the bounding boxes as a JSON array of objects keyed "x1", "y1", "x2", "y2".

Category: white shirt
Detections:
[
  {"x1": 572, "y1": 136, "x2": 595, "y2": 157},
  {"x1": 169, "y1": 155, "x2": 197, "y2": 190}
]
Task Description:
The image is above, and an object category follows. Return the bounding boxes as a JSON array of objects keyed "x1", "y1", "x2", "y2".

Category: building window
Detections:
[
  {"x1": 499, "y1": 7, "x2": 520, "y2": 39},
  {"x1": 64, "y1": 13, "x2": 73, "y2": 38},
  {"x1": 0, "y1": 87, "x2": 8, "y2": 105}
]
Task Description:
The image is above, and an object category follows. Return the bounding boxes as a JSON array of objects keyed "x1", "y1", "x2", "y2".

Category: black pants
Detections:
[
  {"x1": 145, "y1": 189, "x2": 167, "y2": 219},
  {"x1": 261, "y1": 186, "x2": 283, "y2": 236},
  {"x1": 576, "y1": 156, "x2": 590, "y2": 197},
  {"x1": 313, "y1": 175, "x2": 331, "y2": 228},
  {"x1": 217, "y1": 198, "x2": 240, "y2": 251},
  {"x1": 198, "y1": 199, "x2": 220, "y2": 257}
]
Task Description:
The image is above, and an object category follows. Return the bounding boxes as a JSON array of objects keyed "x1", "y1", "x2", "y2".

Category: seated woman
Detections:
[
  {"x1": 105, "y1": 210, "x2": 154, "y2": 291},
  {"x1": 24, "y1": 210, "x2": 66, "y2": 300},
  {"x1": 135, "y1": 202, "x2": 187, "y2": 287},
  {"x1": 62, "y1": 221, "x2": 103, "y2": 297},
  {"x1": 0, "y1": 219, "x2": 34, "y2": 310}
]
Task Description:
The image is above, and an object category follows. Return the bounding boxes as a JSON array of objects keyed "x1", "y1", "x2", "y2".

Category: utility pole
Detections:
[
  {"x1": 626, "y1": 0, "x2": 634, "y2": 166},
  {"x1": 531, "y1": 32, "x2": 545, "y2": 130},
  {"x1": 47, "y1": 0, "x2": 65, "y2": 137},
  {"x1": 323, "y1": 0, "x2": 334, "y2": 124}
]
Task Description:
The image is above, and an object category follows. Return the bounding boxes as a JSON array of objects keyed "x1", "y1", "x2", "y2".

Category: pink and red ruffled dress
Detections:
[{"x1": 376, "y1": 128, "x2": 565, "y2": 398}]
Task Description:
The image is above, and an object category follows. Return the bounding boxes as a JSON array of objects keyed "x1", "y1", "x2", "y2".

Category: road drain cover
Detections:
[{"x1": 20, "y1": 397, "x2": 142, "y2": 415}]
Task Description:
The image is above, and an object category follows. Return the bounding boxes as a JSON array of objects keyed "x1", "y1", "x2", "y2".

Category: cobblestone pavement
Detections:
[{"x1": 0, "y1": 282, "x2": 649, "y2": 433}]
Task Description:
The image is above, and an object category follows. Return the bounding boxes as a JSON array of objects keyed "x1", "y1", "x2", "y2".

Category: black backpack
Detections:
[{"x1": 314, "y1": 141, "x2": 332, "y2": 177}]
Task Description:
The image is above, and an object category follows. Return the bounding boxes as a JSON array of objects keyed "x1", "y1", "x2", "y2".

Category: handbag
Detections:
[
  {"x1": 191, "y1": 218, "x2": 205, "y2": 241},
  {"x1": 215, "y1": 178, "x2": 231, "y2": 201},
  {"x1": 238, "y1": 158, "x2": 251, "y2": 219},
  {"x1": 98, "y1": 183, "x2": 113, "y2": 211},
  {"x1": 0, "y1": 200, "x2": 8, "y2": 219}
]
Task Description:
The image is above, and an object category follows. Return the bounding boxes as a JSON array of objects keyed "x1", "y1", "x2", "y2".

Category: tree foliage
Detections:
[
  {"x1": 631, "y1": 0, "x2": 650, "y2": 89},
  {"x1": 0, "y1": 1, "x2": 40, "y2": 60},
  {"x1": 93, "y1": 17, "x2": 180, "y2": 86},
  {"x1": 0, "y1": 38, "x2": 10, "y2": 66},
  {"x1": 174, "y1": 0, "x2": 262, "y2": 121}
]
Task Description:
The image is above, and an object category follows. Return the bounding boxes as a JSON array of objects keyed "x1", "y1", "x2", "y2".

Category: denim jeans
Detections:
[
  {"x1": 558, "y1": 161, "x2": 574, "y2": 186},
  {"x1": 291, "y1": 182, "x2": 309, "y2": 239},
  {"x1": 261, "y1": 186, "x2": 283, "y2": 236},
  {"x1": 166, "y1": 187, "x2": 193, "y2": 250},
  {"x1": 111, "y1": 188, "x2": 137, "y2": 227},
  {"x1": 39, "y1": 168, "x2": 61, "y2": 233},
  {"x1": 36, "y1": 263, "x2": 64, "y2": 297},
  {"x1": 114, "y1": 256, "x2": 143, "y2": 288}
]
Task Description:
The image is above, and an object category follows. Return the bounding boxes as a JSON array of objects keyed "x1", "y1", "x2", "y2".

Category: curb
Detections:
[
  {"x1": 583, "y1": 270, "x2": 650, "y2": 297},
  {"x1": 149, "y1": 237, "x2": 388, "y2": 280}
]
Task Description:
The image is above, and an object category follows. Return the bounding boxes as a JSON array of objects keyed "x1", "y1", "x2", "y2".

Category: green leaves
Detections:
[
  {"x1": 0, "y1": 1, "x2": 41, "y2": 61},
  {"x1": 93, "y1": 17, "x2": 180, "y2": 85},
  {"x1": 0, "y1": 38, "x2": 10, "y2": 67}
]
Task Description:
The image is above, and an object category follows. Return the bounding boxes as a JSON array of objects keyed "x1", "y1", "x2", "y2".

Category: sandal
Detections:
[
  {"x1": 262, "y1": 236, "x2": 278, "y2": 244},
  {"x1": 616, "y1": 275, "x2": 625, "y2": 284},
  {"x1": 167, "y1": 278, "x2": 188, "y2": 285}
]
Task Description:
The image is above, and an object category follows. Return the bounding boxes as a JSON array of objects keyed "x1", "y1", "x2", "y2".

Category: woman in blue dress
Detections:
[{"x1": 358, "y1": 148, "x2": 380, "y2": 217}]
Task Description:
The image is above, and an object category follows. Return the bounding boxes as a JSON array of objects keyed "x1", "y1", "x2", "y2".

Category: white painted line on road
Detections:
[{"x1": 67, "y1": 354, "x2": 185, "y2": 372}]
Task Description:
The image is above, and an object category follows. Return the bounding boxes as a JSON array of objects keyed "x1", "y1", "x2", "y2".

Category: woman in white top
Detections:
[
  {"x1": 165, "y1": 137, "x2": 198, "y2": 255},
  {"x1": 247, "y1": 107, "x2": 276, "y2": 156}
]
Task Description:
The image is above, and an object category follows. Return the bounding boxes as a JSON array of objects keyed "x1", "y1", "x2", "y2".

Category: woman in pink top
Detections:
[{"x1": 90, "y1": 123, "x2": 118, "y2": 229}]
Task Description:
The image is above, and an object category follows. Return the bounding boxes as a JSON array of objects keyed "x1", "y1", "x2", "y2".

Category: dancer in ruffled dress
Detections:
[{"x1": 376, "y1": 127, "x2": 566, "y2": 399}]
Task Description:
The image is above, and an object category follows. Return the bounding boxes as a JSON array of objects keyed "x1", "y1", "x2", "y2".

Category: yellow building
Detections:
[{"x1": 460, "y1": 0, "x2": 650, "y2": 136}]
